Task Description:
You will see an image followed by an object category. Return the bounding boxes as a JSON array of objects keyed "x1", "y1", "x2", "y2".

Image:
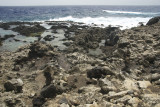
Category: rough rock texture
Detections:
[
  {"x1": 87, "y1": 66, "x2": 114, "y2": 79},
  {"x1": 12, "y1": 24, "x2": 45, "y2": 36},
  {"x1": 40, "y1": 84, "x2": 57, "y2": 98},
  {"x1": 0, "y1": 18, "x2": 160, "y2": 107},
  {"x1": 74, "y1": 27, "x2": 106, "y2": 49},
  {"x1": 0, "y1": 23, "x2": 10, "y2": 30},
  {"x1": 146, "y1": 16, "x2": 160, "y2": 25},
  {"x1": 105, "y1": 27, "x2": 120, "y2": 46},
  {"x1": 4, "y1": 79, "x2": 23, "y2": 93}
]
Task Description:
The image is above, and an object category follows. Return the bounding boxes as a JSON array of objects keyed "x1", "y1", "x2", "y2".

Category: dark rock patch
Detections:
[
  {"x1": 0, "y1": 23, "x2": 10, "y2": 30},
  {"x1": 28, "y1": 42, "x2": 55, "y2": 58},
  {"x1": 105, "y1": 27, "x2": 120, "y2": 46},
  {"x1": 40, "y1": 84, "x2": 57, "y2": 98},
  {"x1": 13, "y1": 42, "x2": 57, "y2": 71},
  {"x1": 12, "y1": 24, "x2": 45, "y2": 36},
  {"x1": 74, "y1": 27, "x2": 107, "y2": 49},
  {"x1": 43, "y1": 35, "x2": 55, "y2": 41},
  {"x1": 0, "y1": 39, "x2": 2, "y2": 46},
  {"x1": 32, "y1": 96, "x2": 46, "y2": 107},
  {"x1": 146, "y1": 16, "x2": 160, "y2": 25},
  {"x1": 13, "y1": 38, "x2": 21, "y2": 42},
  {"x1": 0, "y1": 34, "x2": 16, "y2": 41},
  {"x1": 87, "y1": 67, "x2": 114, "y2": 79},
  {"x1": 43, "y1": 66, "x2": 53, "y2": 86},
  {"x1": 4, "y1": 79, "x2": 23, "y2": 93},
  {"x1": 51, "y1": 24, "x2": 68, "y2": 30},
  {"x1": 118, "y1": 42, "x2": 130, "y2": 48}
]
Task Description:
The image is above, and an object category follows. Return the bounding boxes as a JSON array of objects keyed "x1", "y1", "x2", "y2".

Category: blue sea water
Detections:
[
  {"x1": 0, "y1": 5, "x2": 160, "y2": 29},
  {"x1": 0, "y1": 5, "x2": 160, "y2": 51}
]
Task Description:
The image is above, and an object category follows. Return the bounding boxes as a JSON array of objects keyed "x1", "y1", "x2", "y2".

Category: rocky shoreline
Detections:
[{"x1": 0, "y1": 17, "x2": 160, "y2": 107}]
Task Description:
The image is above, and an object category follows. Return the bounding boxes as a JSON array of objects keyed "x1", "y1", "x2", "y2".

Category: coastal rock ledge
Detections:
[{"x1": 0, "y1": 17, "x2": 160, "y2": 107}]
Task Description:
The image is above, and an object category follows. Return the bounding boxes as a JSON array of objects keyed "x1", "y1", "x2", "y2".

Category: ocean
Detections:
[{"x1": 0, "y1": 5, "x2": 160, "y2": 29}]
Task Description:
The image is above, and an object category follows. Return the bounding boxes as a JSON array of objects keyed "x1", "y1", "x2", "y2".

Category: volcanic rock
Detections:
[
  {"x1": 28, "y1": 42, "x2": 55, "y2": 58},
  {"x1": 87, "y1": 66, "x2": 113, "y2": 79},
  {"x1": 32, "y1": 96, "x2": 46, "y2": 107},
  {"x1": 40, "y1": 84, "x2": 57, "y2": 98},
  {"x1": 146, "y1": 16, "x2": 160, "y2": 25},
  {"x1": 12, "y1": 24, "x2": 45, "y2": 36},
  {"x1": 43, "y1": 35, "x2": 55, "y2": 41}
]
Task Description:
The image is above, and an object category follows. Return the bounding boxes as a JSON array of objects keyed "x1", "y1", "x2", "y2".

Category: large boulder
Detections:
[{"x1": 146, "y1": 17, "x2": 160, "y2": 25}]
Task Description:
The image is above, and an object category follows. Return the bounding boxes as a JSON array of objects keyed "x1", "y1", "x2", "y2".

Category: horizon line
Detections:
[{"x1": 0, "y1": 4, "x2": 160, "y2": 7}]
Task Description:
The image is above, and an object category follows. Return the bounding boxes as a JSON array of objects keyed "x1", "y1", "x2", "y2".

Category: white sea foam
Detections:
[
  {"x1": 103, "y1": 10, "x2": 142, "y2": 14},
  {"x1": 102, "y1": 10, "x2": 159, "y2": 15},
  {"x1": 50, "y1": 16, "x2": 150, "y2": 29}
]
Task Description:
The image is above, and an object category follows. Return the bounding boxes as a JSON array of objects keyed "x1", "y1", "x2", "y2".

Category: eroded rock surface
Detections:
[{"x1": 0, "y1": 18, "x2": 160, "y2": 107}]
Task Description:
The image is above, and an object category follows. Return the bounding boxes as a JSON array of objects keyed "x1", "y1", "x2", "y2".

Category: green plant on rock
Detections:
[{"x1": 29, "y1": 32, "x2": 43, "y2": 37}]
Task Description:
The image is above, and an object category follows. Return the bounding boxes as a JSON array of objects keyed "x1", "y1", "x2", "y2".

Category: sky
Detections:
[{"x1": 0, "y1": 0, "x2": 160, "y2": 6}]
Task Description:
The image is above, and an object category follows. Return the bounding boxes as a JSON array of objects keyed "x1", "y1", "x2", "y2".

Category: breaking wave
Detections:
[
  {"x1": 102, "y1": 10, "x2": 159, "y2": 15},
  {"x1": 50, "y1": 16, "x2": 150, "y2": 29}
]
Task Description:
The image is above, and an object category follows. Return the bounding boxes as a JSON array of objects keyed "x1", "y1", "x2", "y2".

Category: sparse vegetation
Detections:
[{"x1": 29, "y1": 32, "x2": 43, "y2": 37}]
